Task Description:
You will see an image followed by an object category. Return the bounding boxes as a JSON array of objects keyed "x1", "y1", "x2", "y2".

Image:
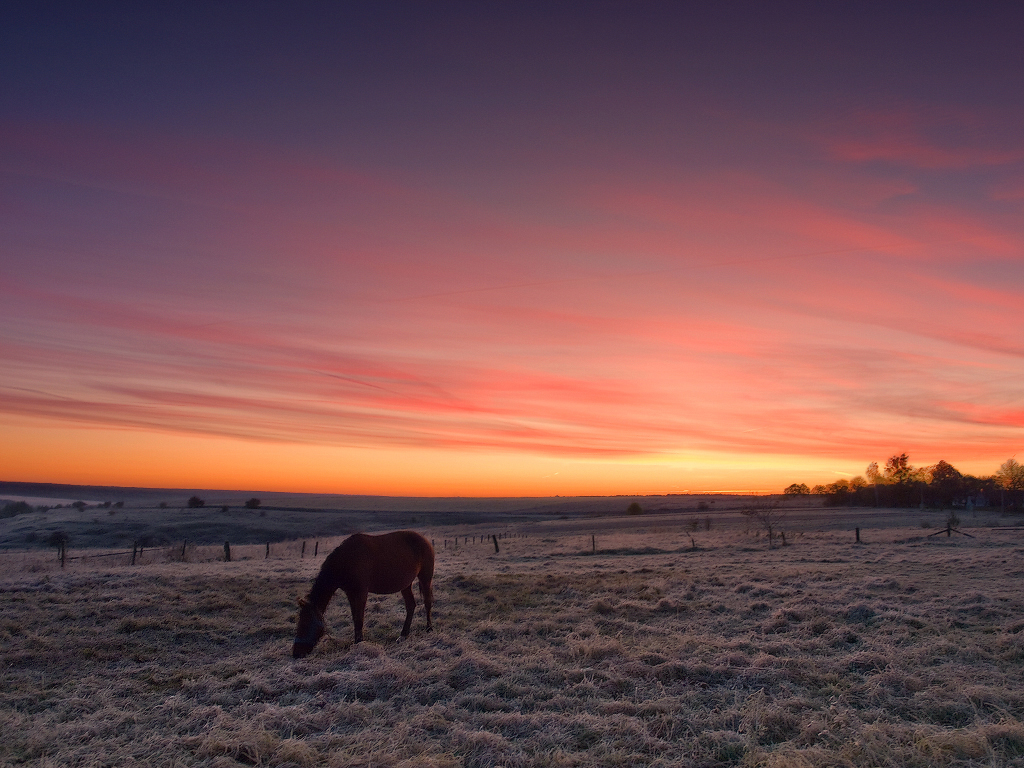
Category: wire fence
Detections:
[{"x1": 0, "y1": 530, "x2": 529, "y2": 576}]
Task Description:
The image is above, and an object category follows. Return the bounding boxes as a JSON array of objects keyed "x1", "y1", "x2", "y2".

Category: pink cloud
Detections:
[{"x1": 814, "y1": 107, "x2": 1024, "y2": 169}]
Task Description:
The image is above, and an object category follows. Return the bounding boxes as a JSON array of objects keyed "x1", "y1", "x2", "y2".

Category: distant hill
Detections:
[{"x1": 0, "y1": 481, "x2": 751, "y2": 550}]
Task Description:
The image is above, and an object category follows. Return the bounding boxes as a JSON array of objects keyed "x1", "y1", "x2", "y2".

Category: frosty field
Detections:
[{"x1": 4, "y1": 515, "x2": 1024, "y2": 767}]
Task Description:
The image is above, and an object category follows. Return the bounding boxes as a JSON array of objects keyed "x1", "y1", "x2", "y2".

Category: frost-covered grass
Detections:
[{"x1": 4, "y1": 525, "x2": 1024, "y2": 766}]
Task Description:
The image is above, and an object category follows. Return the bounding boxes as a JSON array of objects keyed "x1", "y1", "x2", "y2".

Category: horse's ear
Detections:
[{"x1": 298, "y1": 597, "x2": 308, "y2": 608}]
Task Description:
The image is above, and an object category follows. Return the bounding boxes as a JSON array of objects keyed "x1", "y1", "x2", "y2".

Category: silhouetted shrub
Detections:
[
  {"x1": 1, "y1": 501, "x2": 34, "y2": 518},
  {"x1": 187, "y1": 496, "x2": 205, "y2": 508},
  {"x1": 245, "y1": 497, "x2": 261, "y2": 509},
  {"x1": 627, "y1": 502, "x2": 643, "y2": 515}
]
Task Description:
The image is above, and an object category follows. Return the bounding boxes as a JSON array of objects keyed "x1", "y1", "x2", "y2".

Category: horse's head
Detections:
[{"x1": 292, "y1": 597, "x2": 325, "y2": 659}]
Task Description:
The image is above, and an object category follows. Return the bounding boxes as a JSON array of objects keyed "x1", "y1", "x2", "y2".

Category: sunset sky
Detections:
[{"x1": 2, "y1": 4, "x2": 1023, "y2": 496}]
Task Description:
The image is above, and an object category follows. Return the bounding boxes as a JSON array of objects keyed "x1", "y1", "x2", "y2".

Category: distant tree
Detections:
[
  {"x1": 741, "y1": 499, "x2": 786, "y2": 548},
  {"x1": 875, "y1": 453, "x2": 923, "y2": 507},
  {"x1": 865, "y1": 462, "x2": 882, "y2": 506},
  {"x1": 1, "y1": 501, "x2": 34, "y2": 518},
  {"x1": 996, "y1": 458, "x2": 1024, "y2": 491},
  {"x1": 71, "y1": 501, "x2": 87, "y2": 511},
  {"x1": 866, "y1": 462, "x2": 883, "y2": 484},
  {"x1": 627, "y1": 502, "x2": 643, "y2": 515},
  {"x1": 784, "y1": 483, "x2": 810, "y2": 495},
  {"x1": 245, "y1": 498, "x2": 261, "y2": 509},
  {"x1": 187, "y1": 496, "x2": 205, "y2": 508},
  {"x1": 996, "y1": 458, "x2": 1024, "y2": 511},
  {"x1": 884, "y1": 453, "x2": 914, "y2": 485},
  {"x1": 822, "y1": 479, "x2": 852, "y2": 506},
  {"x1": 811, "y1": 484, "x2": 826, "y2": 494},
  {"x1": 46, "y1": 530, "x2": 70, "y2": 549},
  {"x1": 930, "y1": 461, "x2": 953, "y2": 480},
  {"x1": 929, "y1": 460, "x2": 963, "y2": 508},
  {"x1": 113, "y1": 501, "x2": 124, "y2": 508}
]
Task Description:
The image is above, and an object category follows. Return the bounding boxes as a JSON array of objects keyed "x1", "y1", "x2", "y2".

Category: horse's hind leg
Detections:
[
  {"x1": 400, "y1": 585, "x2": 416, "y2": 637},
  {"x1": 419, "y1": 575, "x2": 433, "y2": 631}
]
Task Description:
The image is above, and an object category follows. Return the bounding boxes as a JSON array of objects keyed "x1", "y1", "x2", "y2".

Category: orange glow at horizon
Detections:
[{"x1": 0, "y1": 417, "x2": 1012, "y2": 498}]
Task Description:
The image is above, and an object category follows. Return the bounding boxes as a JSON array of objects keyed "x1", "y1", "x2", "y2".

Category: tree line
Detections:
[{"x1": 784, "y1": 455, "x2": 1024, "y2": 510}]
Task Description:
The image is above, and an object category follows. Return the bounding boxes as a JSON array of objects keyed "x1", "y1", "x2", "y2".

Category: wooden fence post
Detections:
[
  {"x1": 492, "y1": 534, "x2": 499, "y2": 553},
  {"x1": 181, "y1": 540, "x2": 187, "y2": 560},
  {"x1": 266, "y1": 542, "x2": 270, "y2": 559},
  {"x1": 60, "y1": 542, "x2": 66, "y2": 568},
  {"x1": 301, "y1": 541, "x2": 306, "y2": 558},
  {"x1": 224, "y1": 541, "x2": 231, "y2": 562},
  {"x1": 855, "y1": 527, "x2": 860, "y2": 543},
  {"x1": 592, "y1": 534, "x2": 596, "y2": 554},
  {"x1": 314, "y1": 541, "x2": 319, "y2": 556},
  {"x1": 131, "y1": 541, "x2": 138, "y2": 565}
]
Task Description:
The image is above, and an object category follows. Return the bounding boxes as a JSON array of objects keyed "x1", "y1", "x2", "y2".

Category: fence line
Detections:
[{"x1": 2, "y1": 529, "x2": 533, "y2": 574}]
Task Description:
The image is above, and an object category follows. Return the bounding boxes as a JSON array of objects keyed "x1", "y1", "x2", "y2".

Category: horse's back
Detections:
[{"x1": 331, "y1": 530, "x2": 433, "y2": 594}]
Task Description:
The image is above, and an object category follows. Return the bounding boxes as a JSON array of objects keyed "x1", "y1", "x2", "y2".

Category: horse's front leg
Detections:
[
  {"x1": 400, "y1": 585, "x2": 416, "y2": 637},
  {"x1": 346, "y1": 589, "x2": 368, "y2": 643}
]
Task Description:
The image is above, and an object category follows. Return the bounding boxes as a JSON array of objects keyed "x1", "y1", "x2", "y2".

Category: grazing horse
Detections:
[{"x1": 292, "y1": 530, "x2": 434, "y2": 658}]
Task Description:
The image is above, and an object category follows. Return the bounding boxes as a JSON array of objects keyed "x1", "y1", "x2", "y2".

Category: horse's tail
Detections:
[{"x1": 417, "y1": 534, "x2": 435, "y2": 604}]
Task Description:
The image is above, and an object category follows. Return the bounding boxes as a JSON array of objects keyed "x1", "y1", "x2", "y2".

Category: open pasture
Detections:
[{"x1": 4, "y1": 520, "x2": 1024, "y2": 767}]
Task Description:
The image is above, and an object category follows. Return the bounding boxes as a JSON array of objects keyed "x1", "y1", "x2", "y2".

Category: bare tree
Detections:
[
  {"x1": 741, "y1": 498, "x2": 787, "y2": 548},
  {"x1": 996, "y1": 457, "x2": 1024, "y2": 512},
  {"x1": 884, "y1": 453, "x2": 913, "y2": 484},
  {"x1": 996, "y1": 458, "x2": 1024, "y2": 490}
]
